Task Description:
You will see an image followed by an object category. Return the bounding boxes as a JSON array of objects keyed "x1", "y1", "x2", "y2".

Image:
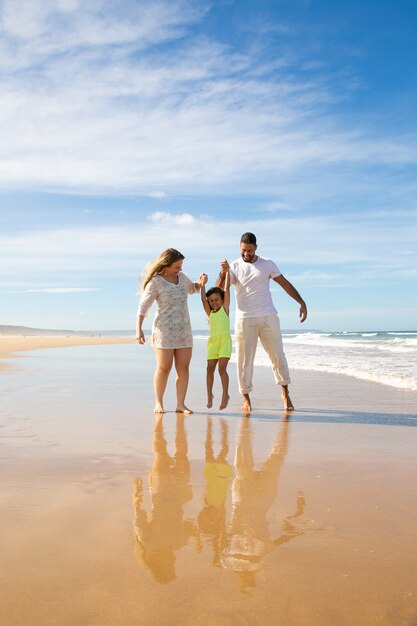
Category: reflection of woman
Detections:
[
  {"x1": 133, "y1": 414, "x2": 198, "y2": 584},
  {"x1": 220, "y1": 416, "x2": 305, "y2": 593},
  {"x1": 198, "y1": 418, "x2": 233, "y2": 566},
  {"x1": 136, "y1": 248, "x2": 206, "y2": 414}
]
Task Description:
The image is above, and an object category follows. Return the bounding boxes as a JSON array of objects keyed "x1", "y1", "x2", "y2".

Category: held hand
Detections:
[
  {"x1": 220, "y1": 258, "x2": 229, "y2": 276},
  {"x1": 136, "y1": 330, "x2": 146, "y2": 344},
  {"x1": 299, "y1": 302, "x2": 307, "y2": 323},
  {"x1": 199, "y1": 273, "x2": 208, "y2": 286}
]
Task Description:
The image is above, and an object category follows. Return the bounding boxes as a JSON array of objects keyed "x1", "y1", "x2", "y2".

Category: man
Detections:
[{"x1": 217, "y1": 232, "x2": 307, "y2": 412}]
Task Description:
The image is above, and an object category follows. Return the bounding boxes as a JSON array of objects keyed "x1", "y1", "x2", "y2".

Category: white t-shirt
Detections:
[{"x1": 229, "y1": 256, "x2": 281, "y2": 319}]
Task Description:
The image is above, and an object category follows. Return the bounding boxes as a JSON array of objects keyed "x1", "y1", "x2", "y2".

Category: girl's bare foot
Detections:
[
  {"x1": 207, "y1": 393, "x2": 214, "y2": 409},
  {"x1": 281, "y1": 386, "x2": 294, "y2": 411},
  {"x1": 176, "y1": 405, "x2": 193, "y2": 414},
  {"x1": 219, "y1": 394, "x2": 230, "y2": 410},
  {"x1": 154, "y1": 404, "x2": 165, "y2": 414},
  {"x1": 242, "y1": 393, "x2": 251, "y2": 413}
]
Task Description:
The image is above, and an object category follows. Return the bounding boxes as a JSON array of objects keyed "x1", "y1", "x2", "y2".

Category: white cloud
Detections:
[
  {"x1": 147, "y1": 191, "x2": 167, "y2": 200},
  {"x1": 0, "y1": 212, "x2": 415, "y2": 286},
  {"x1": 0, "y1": 0, "x2": 415, "y2": 199},
  {"x1": 0, "y1": 0, "x2": 201, "y2": 57},
  {"x1": 148, "y1": 211, "x2": 196, "y2": 225}
]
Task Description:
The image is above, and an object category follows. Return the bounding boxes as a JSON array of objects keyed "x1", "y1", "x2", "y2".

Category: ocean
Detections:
[
  {"x1": 194, "y1": 330, "x2": 417, "y2": 392},
  {"x1": 61, "y1": 328, "x2": 417, "y2": 392}
]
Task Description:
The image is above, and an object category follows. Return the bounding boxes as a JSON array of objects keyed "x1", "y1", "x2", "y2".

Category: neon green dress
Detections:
[{"x1": 207, "y1": 306, "x2": 232, "y2": 360}]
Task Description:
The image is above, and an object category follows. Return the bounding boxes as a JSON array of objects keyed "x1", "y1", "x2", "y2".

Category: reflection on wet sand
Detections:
[
  {"x1": 220, "y1": 416, "x2": 305, "y2": 593},
  {"x1": 134, "y1": 414, "x2": 306, "y2": 592},
  {"x1": 198, "y1": 417, "x2": 233, "y2": 567},
  {"x1": 133, "y1": 414, "x2": 198, "y2": 583}
]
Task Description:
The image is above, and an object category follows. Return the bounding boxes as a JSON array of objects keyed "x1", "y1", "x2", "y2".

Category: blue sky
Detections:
[{"x1": 1, "y1": 0, "x2": 416, "y2": 332}]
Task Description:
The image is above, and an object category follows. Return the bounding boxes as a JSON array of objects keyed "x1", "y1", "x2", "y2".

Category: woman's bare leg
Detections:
[
  {"x1": 206, "y1": 360, "x2": 217, "y2": 408},
  {"x1": 153, "y1": 348, "x2": 174, "y2": 413},
  {"x1": 174, "y1": 347, "x2": 193, "y2": 413}
]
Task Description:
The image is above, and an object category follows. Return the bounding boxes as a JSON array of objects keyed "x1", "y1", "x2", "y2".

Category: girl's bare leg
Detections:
[
  {"x1": 174, "y1": 347, "x2": 193, "y2": 413},
  {"x1": 218, "y1": 358, "x2": 230, "y2": 410},
  {"x1": 154, "y1": 348, "x2": 174, "y2": 413},
  {"x1": 206, "y1": 360, "x2": 217, "y2": 408}
]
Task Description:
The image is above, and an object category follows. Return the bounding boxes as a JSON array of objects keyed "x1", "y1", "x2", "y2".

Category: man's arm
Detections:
[
  {"x1": 216, "y1": 259, "x2": 230, "y2": 289},
  {"x1": 273, "y1": 274, "x2": 307, "y2": 323}
]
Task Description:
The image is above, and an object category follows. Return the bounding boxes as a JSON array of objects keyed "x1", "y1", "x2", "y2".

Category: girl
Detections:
[
  {"x1": 136, "y1": 248, "x2": 206, "y2": 414},
  {"x1": 200, "y1": 269, "x2": 232, "y2": 410}
]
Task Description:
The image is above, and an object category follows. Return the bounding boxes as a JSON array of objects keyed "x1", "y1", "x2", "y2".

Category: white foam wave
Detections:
[
  {"x1": 208, "y1": 330, "x2": 417, "y2": 391},
  {"x1": 249, "y1": 349, "x2": 417, "y2": 391},
  {"x1": 227, "y1": 335, "x2": 417, "y2": 392},
  {"x1": 379, "y1": 338, "x2": 417, "y2": 353}
]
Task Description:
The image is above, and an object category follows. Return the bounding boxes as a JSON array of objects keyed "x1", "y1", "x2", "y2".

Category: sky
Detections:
[{"x1": 0, "y1": 0, "x2": 416, "y2": 332}]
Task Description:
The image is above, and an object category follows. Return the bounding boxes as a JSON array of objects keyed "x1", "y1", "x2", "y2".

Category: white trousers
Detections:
[{"x1": 235, "y1": 314, "x2": 290, "y2": 394}]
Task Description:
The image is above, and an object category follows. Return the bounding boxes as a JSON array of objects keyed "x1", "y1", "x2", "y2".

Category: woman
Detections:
[{"x1": 136, "y1": 248, "x2": 206, "y2": 414}]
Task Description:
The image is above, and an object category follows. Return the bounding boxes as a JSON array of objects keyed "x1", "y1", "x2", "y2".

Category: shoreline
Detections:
[
  {"x1": 1, "y1": 334, "x2": 417, "y2": 416},
  {"x1": 0, "y1": 333, "x2": 135, "y2": 366}
]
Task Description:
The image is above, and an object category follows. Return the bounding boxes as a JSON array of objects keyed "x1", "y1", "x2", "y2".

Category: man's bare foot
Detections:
[
  {"x1": 281, "y1": 386, "x2": 294, "y2": 411},
  {"x1": 176, "y1": 405, "x2": 193, "y2": 414},
  {"x1": 219, "y1": 394, "x2": 230, "y2": 410},
  {"x1": 207, "y1": 393, "x2": 214, "y2": 409},
  {"x1": 242, "y1": 393, "x2": 251, "y2": 413},
  {"x1": 154, "y1": 404, "x2": 165, "y2": 414}
]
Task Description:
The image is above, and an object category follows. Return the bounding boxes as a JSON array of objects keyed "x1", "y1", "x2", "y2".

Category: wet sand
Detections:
[
  {"x1": 0, "y1": 333, "x2": 134, "y2": 364},
  {"x1": 1, "y1": 340, "x2": 416, "y2": 625}
]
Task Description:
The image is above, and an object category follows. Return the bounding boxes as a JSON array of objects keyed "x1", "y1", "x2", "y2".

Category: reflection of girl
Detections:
[
  {"x1": 198, "y1": 418, "x2": 232, "y2": 566},
  {"x1": 136, "y1": 248, "x2": 206, "y2": 414}
]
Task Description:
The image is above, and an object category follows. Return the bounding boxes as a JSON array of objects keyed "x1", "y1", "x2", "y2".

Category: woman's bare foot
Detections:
[
  {"x1": 207, "y1": 393, "x2": 214, "y2": 409},
  {"x1": 176, "y1": 405, "x2": 193, "y2": 414},
  {"x1": 281, "y1": 386, "x2": 294, "y2": 411},
  {"x1": 242, "y1": 393, "x2": 251, "y2": 413},
  {"x1": 219, "y1": 394, "x2": 230, "y2": 410},
  {"x1": 154, "y1": 404, "x2": 165, "y2": 414}
]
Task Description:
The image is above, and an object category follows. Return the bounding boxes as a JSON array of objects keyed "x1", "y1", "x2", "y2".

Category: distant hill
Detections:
[{"x1": 0, "y1": 325, "x2": 89, "y2": 336}]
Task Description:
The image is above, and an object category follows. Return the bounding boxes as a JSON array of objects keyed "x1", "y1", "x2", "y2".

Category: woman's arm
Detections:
[
  {"x1": 183, "y1": 272, "x2": 208, "y2": 294},
  {"x1": 136, "y1": 280, "x2": 158, "y2": 343},
  {"x1": 136, "y1": 315, "x2": 146, "y2": 343}
]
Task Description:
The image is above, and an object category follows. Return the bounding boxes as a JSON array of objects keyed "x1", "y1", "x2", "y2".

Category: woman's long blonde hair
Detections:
[{"x1": 141, "y1": 248, "x2": 185, "y2": 291}]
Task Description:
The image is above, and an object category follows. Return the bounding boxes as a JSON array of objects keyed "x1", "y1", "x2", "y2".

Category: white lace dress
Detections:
[{"x1": 137, "y1": 272, "x2": 198, "y2": 349}]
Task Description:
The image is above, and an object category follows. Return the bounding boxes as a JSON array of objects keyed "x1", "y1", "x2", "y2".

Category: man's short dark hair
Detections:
[{"x1": 240, "y1": 232, "x2": 257, "y2": 245}]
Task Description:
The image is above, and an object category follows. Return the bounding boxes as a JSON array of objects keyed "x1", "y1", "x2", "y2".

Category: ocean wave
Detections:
[
  {"x1": 248, "y1": 351, "x2": 417, "y2": 391},
  {"x1": 378, "y1": 338, "x2": 417, "y2": 353},
  {"x1": 227, "y1": 337, "x2": 417, "y2": 392},
  {"x1": 293, "y1": 363, "x2": 417, "y2": 391}
]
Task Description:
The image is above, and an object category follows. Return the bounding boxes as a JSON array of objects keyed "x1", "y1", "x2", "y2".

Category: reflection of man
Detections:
[
  {"x1": 218, "y1": 232, "x2": 307, "y2": 411},
  {"x1": 133, "y1": 414, "x2": 198, "y2": 584},
  {"x1": 219, "y1": 416, "x2": 305, "y2": 593},
  {"x1": 198, "y1": 418, "x2": 233, "y2": 566}
]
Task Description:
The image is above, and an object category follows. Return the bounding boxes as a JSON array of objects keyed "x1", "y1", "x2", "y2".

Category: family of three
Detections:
[{"x1": 136, "y1": 232, "x2": 308, "y2": 414}]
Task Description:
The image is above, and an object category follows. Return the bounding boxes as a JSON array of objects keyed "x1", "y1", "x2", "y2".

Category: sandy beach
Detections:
[
  {"x1": 0, "y1": 333, "x2": 135, "y2": 362},
  {"x1": 1, "y1": 337, "x2": 416, "y2": 625}
]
